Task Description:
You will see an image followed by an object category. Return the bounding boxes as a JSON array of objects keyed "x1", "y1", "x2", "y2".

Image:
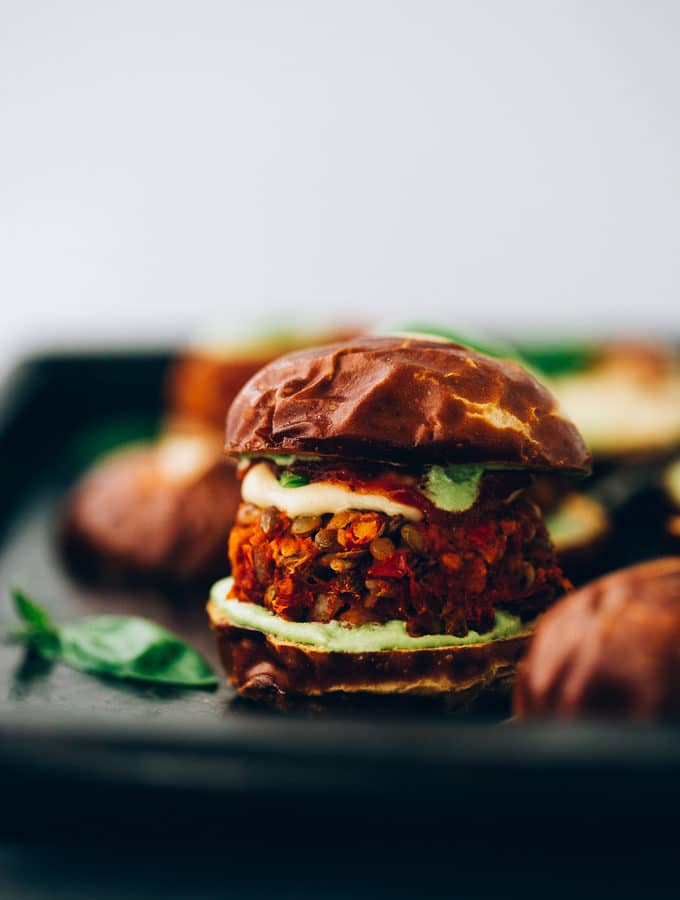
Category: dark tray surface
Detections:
[{"x1": 2, "y1": 352, "x2": 680, "y2": 844}]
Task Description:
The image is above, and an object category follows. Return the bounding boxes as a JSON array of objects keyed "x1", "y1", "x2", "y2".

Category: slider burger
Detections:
[
  {"x1": 549, "y1": 340, "x2": 680, "y2": 462},
  {"x1": 207, "y1": 336, "x2": 590, "y2": 700}
]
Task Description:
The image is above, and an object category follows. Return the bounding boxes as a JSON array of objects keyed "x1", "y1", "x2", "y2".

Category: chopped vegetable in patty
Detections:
[{"x1": 228, "y1": 465, "x2": 569, "y2": 637}]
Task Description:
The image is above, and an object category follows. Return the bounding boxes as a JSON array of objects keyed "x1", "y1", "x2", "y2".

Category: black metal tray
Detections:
[{"x1": 1, "y1": 351, "x2": 680, "y2": 852}]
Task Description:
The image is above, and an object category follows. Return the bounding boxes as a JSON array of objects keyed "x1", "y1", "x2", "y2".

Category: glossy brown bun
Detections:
[
  {"x1": 225, "y1": 336, "x2": 590, "y2": 471},
  {"x1": 514, "y1": 558, "x2": 680, "y2": 720},
  {"x1": 63, "y1": 432, "x2": 239, "y2": 584},
  {"x1": 207, "y1": 599, "x2": 532, "y2": 701}
]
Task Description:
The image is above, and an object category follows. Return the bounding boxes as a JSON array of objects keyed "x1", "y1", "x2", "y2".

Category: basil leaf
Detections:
[
  {"x1": 279, "y1": 471, "x2": 309, "y2": 488},
  {"x1": 10, "y1": 591, "x2": 218, "y2": 688},
  {"x1": 57, "y1": 616, "x2": 218, "y2": 686},
  {"x1": 25, "y1": 628, "x2": 62, "y2": 658},
  {"x1": 12, "y1": 587, "x2": 56, "y2": 634},
  {"x1": 12, "y1": 587, "x2": 61, "y2": 656}
]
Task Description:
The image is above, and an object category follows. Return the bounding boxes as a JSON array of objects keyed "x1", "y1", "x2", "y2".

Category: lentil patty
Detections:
[{"x1": 228, "y1": 477, "x2": 569, "y2": 637}]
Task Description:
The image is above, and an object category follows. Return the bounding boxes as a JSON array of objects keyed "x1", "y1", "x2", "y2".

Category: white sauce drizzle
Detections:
[{"x1": 241, "y1": 462, "x2": 422, "y2": 521}]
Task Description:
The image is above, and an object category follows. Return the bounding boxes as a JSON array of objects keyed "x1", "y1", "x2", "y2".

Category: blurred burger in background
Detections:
[
  {"x1": 545, "y1": 340, "x2": 680, "y2": 463},
  {"x1": 517, "y1": 339, "x2": 680, "y2": 582},
  {"x1": 62, "y1": 323, "x2": 362, "y2": 585}
]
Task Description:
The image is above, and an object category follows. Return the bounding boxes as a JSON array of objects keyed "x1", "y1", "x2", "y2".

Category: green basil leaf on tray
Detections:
[
  {"x1": 279, "y1": 471, "x2": 309, "y2": 488},
  {"x1": 10, "y1": 588, "x2": 218, "y2": 688},
  {"x1": 11, "y1": 588, "x2": 61, "y2": 656},
  {"x1": 12, "y1": 587, "x2": 57, "y2": 634}
]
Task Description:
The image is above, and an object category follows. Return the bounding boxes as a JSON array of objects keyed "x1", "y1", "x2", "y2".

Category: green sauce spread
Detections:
[
  {"x1": 211, "y1": 578, "x2": 528, "y2": 652},
  {"x1": 423, "y1": 465, "x2": 486, "y2": 513}
]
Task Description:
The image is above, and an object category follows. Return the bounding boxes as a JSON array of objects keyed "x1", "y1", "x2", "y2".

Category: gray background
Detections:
[{"x1": 2, "y1": 1, "x2": 679, "y2": 359}]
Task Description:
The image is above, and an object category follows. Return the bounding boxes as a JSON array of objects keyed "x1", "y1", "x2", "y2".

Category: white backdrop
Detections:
[{"x1": 2, "y1": 1, "x2": 680, "y2": 360}]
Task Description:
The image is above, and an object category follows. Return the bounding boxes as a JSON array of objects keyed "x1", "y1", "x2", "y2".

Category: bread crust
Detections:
[
  {"x1": 225, "y1": 336, "x2": 590, "y2": 471},
  {"x1": 514, "y1": 557, "x2": 680, "y2": 720},
  {"x1": 207, "y1": 598, "x2": 532, "y2": 701},
  {"x1": 63, "y1": 438, "x2": 240, "y2": 584}
]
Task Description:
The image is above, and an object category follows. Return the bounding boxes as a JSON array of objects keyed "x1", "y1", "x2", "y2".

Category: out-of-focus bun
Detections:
[
  {"x1": 514, "y1": 558, "x2": 680, "y2": 720},
  {"x1": 63, "y1": 432, "x2": 239, "y2": 583}
]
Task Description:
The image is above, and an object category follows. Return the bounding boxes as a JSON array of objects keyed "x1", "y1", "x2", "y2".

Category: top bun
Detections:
[{"x1": 225, "y1": 336, "x2": 590, "y2": 471}]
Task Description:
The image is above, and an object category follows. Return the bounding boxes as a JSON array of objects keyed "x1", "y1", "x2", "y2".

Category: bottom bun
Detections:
[{"x1": 207, "y1": 599, "x2": 532, "y2": 702}]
